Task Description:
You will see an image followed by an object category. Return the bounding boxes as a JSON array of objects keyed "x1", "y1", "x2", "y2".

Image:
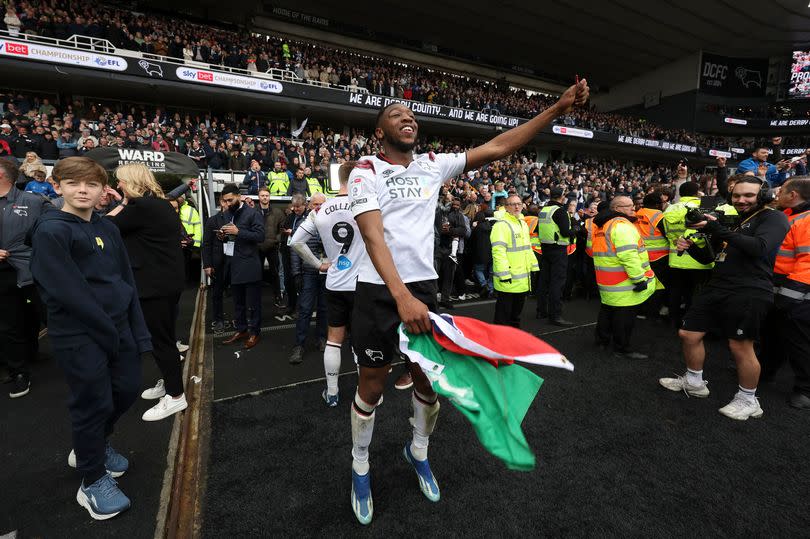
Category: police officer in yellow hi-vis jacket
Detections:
[
  {"x1": 491, "y1": 195, "x2": 539, "y2": 328},
  {"x1": 592, "y1": 196, "x2": 655, "y2": 359},
  {"x1": 536, "y1": 187, "x2": 575, "y2": 326}
]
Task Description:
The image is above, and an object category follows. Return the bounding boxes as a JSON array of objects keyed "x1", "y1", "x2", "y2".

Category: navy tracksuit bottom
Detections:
[{"x1": 53, "y1": 323, "x2": 141, "y2": 485}]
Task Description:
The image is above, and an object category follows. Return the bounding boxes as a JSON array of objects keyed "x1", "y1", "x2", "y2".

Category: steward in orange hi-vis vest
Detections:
[
  {"x1": 523, "y1": 215, "x2": 543, "y2": 255},
  {"x1": 763, "y1": 177, "x2": 810, "y2": 407},
  {"x1": 591, "y1": 197, "x2": 655, "y2": 358},
  {"x1": 635, "y1": 207, "x2": 668, "y2": 262}
]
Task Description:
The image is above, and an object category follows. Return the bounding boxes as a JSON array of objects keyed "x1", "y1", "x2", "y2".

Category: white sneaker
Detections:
[
  {"x1": 659, "y1": 374, "x2": 710, "y2": 398},
  {"x1": 142, "y1": 394, "x2": 188, "y2": 421},
  {"x1": 718, "y1": 395, "x2": 763, "y2": 421},
  {"x1": 141, "y1": 379, "x2": 166, "y2": 400},
  {"x1": 176, "y1": 341, "x2": 189, "y2": 353}
]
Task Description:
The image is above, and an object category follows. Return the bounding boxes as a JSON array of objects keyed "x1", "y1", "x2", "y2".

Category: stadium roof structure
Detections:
[{"x1": 222, "y1": 0, "x2": 810, "y2": 89}]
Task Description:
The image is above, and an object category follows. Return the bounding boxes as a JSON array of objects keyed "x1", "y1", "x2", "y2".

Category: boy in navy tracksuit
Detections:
[{"x1": 29, "y1": 157, "x2": 151, "y2": 520}]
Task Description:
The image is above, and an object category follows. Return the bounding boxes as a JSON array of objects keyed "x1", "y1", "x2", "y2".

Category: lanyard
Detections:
[{"x1": 716, "y1": 207, "x2": 768, "y2": 262}]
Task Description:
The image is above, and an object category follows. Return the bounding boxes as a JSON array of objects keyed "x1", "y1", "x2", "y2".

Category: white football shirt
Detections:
[
  {"x1": 349, "y1": 152, "x2": 467, "y2": 284},
  {"x1": 296, "y1": 195, "x2": 364, "y2": 291}
]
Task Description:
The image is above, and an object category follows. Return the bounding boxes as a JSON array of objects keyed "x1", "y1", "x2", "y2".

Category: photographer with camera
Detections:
[{"x1": 659, "y1": 177, "x2": 790, "y2": 421}]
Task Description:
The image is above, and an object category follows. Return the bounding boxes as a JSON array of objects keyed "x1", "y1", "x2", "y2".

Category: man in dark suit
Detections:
[
  {"x1": 202, "y1": 196, "x2": 232, "y2": 333},
  {"x1": 219, "y1": 184, "x2": 265, "y2": 349}
]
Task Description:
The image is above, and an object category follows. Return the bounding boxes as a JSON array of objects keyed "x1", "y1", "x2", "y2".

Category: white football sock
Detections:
[
  {"x1": 686, "y1": 368, "x2": 704, "y2": 386},
  {"x1": 410, "y1": 390, "x2": 439, "y2": 461},
  {"x1": 351, "y1": 392, "x2": 376, "y2": 475},
  {"x1": 324, "y1": 341, "x2": 341, "y2": 396},
  {"x1": 736, "y1": 385, "x2": 757, "y2": 403}
]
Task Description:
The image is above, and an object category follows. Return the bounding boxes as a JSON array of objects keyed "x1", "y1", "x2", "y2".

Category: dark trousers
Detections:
[
  {"x1": 761, "y1": 307, "x2": 810, "y2": 395},
  {"x1": 595, "y1": 303, "x2": 638, "y2": 352},
  {"x1": 0, "y1": 269, "x2": 39, "y2": 376},
  {"x1": 563, "y1": 252, "x2": 580, "y2": 300},
  {"x1": 233, "y1": 281, "x2": 262, "y2": 335},
  {"x1": 183, "y1": 247, "x2": 200, "y2": 282},
  {"x1": 281, "y1": 246, "x2": 297, "y2": 311},
  {"x1": 452, "y1": 254, "x2": 466, "y2": 296},
  {"x1": 668, "y1": 268, "x2": 710, "y2": 328},
  {"x1": 53, "y1": 324, "x2": 141, "y2": 485},
  {"x1": 439, "y1": 252, "x2": 454, "y2": 300},
  {"x1": 583, "y1": 256, "x2": 598, "y2": 300},
  {"x1": 537, "y1": 246, "x2": 567, "y2": 319},
  {"x1": 260, "y1": 246, "x2": 282, "y2": 299},
  {"x1": 296, "y1": 273, "x2": 327, "y2": 346},
  {"x1": 210, "y1": 262, "x2": 230, "y2": 323},
  {"x1": 494, "y1": 291, "x2": 526, "y2": 328},
  {"x1": 140, "y1": 293, "x2": 183, "y2": 397}
]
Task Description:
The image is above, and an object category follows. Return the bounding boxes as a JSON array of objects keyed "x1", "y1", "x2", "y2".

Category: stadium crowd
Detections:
[
  {"x1": 2, "y1": 1, "x2": 809, "y2": 151},
  {"x1": 2, "y1": 89, "x2": 810, "y2": 203}
]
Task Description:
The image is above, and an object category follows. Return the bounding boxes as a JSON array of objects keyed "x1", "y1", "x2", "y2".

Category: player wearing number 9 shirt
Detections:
[
  {"x1": 346, "y1": 77, "x2": 590, "y2": 525},
  {"x1": 291, "y1": 161, "x2": 364, "y2": 407}
]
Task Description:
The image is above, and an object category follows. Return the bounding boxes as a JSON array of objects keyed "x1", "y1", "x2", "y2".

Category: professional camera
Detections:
[{"x1": 684, "y1": 207, "x2": 740, "y2": 228}]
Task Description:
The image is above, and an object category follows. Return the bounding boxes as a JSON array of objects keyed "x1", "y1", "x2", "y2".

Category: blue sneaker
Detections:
[
  {"x1": 350, "y1": 469, "x2": 373, "y2": 525},
  {"x1": 76, "y1": 473, "x2": 131, "y2": 520},
  {"x1": 68, "y1": 443, "x2": 129, "y2": 478},
  {"x1": 403, "y1": 444, "x2": 440, "y2": 502},
  {"x1": 322, "y1": 389, "x2": 339, "y2": 408}
]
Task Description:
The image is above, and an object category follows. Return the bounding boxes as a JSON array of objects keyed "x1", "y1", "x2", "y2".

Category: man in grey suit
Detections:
[{"x1": 219, "y1": 184, "x2": 265, "y2": 349}]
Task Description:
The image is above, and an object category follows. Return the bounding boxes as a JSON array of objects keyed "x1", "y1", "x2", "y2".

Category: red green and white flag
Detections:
[{"x1": 398, "y1": 313, "x2": 573, "y2": 471}]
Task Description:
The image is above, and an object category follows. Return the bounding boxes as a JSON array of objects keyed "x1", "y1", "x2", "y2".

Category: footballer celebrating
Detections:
[{"x1": 347, "y1": 78, "x2": 589, "y2": 524}]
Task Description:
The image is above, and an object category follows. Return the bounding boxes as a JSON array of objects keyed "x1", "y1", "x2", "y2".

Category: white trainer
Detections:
[
  {"x1": 141, "y1": 379, "x2": 166, "y2": 400},
  {"x1": 659, "y1": 374, "x2": 710, "y2": 398},
  {"x1": 142, "y1": 394, "x2": 187, "y2": 421},
  {"x1": 718, "y1": 395, "x2": 764, "y2": 421},
  {"x1": 176, "y1": 341, "x2": 190, "y2": 353}
]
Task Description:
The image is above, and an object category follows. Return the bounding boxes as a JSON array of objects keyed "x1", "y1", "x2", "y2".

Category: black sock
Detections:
[{"x1": 83, "y1": 467, "x2": 106, "y2": 487}]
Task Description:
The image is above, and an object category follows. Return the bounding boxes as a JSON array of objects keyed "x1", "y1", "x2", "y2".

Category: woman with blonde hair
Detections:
[
  {"x1": 106, "y1": 164, "x2": 187, "y2": 422},
  {"x1": 19, "y1": 151, "x2": 44, "y2": 179}
]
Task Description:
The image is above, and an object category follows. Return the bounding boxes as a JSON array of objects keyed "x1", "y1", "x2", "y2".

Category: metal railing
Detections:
[
  {"x1": 65, "y1": 34, "x2": 115, "y2": 53},
  {"x1": 0, "y1": 30, "x2": 367, "y2": 94}
]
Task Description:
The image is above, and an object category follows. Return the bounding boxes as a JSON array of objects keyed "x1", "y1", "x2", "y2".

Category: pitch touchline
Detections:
[
  {"x1": 213, "y1": 300, "x2": 498, "y2": 337},
  {"x1": 213, "y1": 321, "x2": 596, "y2": 402},
  {"x1": 537, "y1": 321, "x2": 596, "y2": 335},
  {"x1": 212, "y1": 360, "x2": 406, "y2": 403}
]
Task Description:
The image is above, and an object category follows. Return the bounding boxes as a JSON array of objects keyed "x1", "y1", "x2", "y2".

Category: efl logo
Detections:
[
  {"x1": 197, "y1": 71, "x2": 213, "y2": 82},
  {"x1": 6, "y1": 43, "x2": 28, "y2": 55}
]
